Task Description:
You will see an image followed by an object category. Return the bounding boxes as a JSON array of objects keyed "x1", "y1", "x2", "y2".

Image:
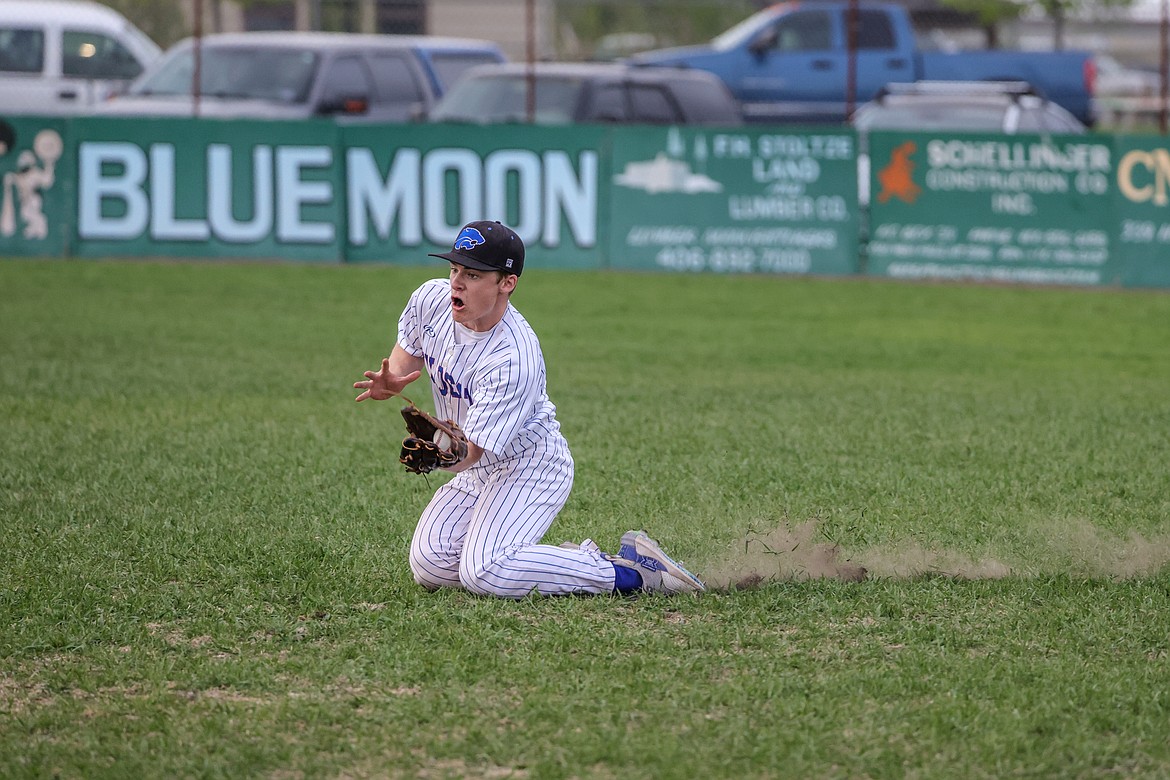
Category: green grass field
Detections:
[{"x1": 2, "y1": 258, "x2": 1168, "y2": 779}]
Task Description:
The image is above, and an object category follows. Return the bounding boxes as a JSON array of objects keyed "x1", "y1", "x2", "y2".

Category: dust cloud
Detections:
[{"x1": 702, "y1": 519, "x2": 1170, "y2": 590}]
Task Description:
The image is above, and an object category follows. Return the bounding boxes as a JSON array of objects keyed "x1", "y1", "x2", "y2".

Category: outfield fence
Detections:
[{"x1": 2, "y1": 114, "x2": 1169, "y2": 288}]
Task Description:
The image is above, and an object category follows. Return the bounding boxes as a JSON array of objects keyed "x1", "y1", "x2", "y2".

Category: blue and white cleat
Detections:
[{"x1": 616, "y1": 530, "x2": 705, "y2": 594}]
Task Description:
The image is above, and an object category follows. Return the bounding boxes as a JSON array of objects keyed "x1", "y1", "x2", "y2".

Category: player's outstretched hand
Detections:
[{"x1": 354, "y1": 357, "x2": 420, "y2": 402}]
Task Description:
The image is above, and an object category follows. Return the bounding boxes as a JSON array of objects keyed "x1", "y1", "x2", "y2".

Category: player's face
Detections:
[{"x1": 449, "y1": 263, "x2": 516, "y2": 332}]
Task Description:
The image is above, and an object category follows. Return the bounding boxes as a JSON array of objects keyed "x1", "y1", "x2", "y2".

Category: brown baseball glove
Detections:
[{"x1": 399, "y1": 399, "x2": 468, "y2": 474}]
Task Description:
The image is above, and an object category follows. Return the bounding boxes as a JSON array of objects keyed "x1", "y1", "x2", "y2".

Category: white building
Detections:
[{"x1": 187, "y1": 0, "x2": 552, "y2": 61}]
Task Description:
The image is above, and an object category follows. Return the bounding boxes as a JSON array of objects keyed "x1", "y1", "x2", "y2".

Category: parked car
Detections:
[
  {"x1": 851, "y1": 80, "x2": 1087, "y2": 134},
  {"x1": 629, "y1": 1, "x2": 1096, "y2": 126},
  {"x1": 0, "y1": 0, "x2": 161, "y2": 115},
  {"x1": 1092, "y1": 54, "x2": 1163, "y2": 126},
  {"x1": 93, "y1": 32, "x2": 506, "y2": 121},
  {"x1": 428, "y1": 62, "x2": 742, "y2": 126},
  {"x1": 1095, "y1": 54, "x2": 1160, "y2": 99},
  {"x1": 850, "y1": 80, "x2": 1087, "y2": 207}
]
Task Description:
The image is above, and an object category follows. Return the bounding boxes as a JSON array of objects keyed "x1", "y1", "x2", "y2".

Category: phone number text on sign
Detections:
[{"x1": 627, "y1": 225, "x2": 839, "y2": 273}]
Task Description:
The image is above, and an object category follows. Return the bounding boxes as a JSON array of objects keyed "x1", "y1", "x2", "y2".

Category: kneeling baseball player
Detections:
[{"x1": 354, "y1": 220, "x2": 704, "y2": 598}]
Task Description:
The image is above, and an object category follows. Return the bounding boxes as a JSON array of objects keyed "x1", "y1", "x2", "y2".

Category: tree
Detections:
[
  {"x1": 942, "y1": 0, "x2": 1138, "y2": 49},
  {"x1": 103, "y1": 0, "x2": 189, "y2": 47},
  {"x1": 938, "y1": 0, "x2": 1027, "y2": 48},
  {"x1": 1032, "y1": 0, "x2": 1137, "y2": 48}
]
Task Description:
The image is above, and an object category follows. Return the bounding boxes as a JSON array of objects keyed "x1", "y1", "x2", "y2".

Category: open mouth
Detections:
[{"x1": 451, "y1": 295, "x2": 465, "y2": 311}]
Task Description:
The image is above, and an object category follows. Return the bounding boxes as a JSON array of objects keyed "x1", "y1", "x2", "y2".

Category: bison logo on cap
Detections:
[{"x1": 453, "y1": 226, "x2": 486, "y2": 251}]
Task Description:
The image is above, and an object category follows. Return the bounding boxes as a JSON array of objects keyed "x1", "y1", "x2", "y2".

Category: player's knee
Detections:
[
  {"x1": 458, "y1": 559, "x2": 503, "y2": 597},
  {"x1": 409, "y1": 548, "x2": 458, "y2": 591},
  {"x1": 457, "y1": 568, "x2": 492, "y2": 596},
  {"x1": 411, "y1": 569, "x2": 447, "y2": 591}
]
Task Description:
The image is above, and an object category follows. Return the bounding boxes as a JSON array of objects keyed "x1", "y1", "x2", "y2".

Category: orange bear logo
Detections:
[{"x1": 876, "y1": 141, "x2": 922, "y2": 205}]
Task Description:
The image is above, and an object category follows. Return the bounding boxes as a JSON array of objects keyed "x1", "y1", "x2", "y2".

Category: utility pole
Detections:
[
  {"x1": 526, "y1": 0, "x2": 535, "y2": 123},
  {"x1": 1162, "y1": 0, "x2": 1168, "y2": 133},
  {"x1": 846, "y1": 0, "x2": 858, "y2": 119},
  {"x1": 192, "y1": 0, "x2": 202, "y2": 117}
]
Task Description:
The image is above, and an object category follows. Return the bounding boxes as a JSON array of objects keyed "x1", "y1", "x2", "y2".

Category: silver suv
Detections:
[
  {"x1": 850, "y1": 80, "x2": 1087, "y2": 135},
  {"x1": 94, "y1": 32, "x2": 506, "y2": 121}
]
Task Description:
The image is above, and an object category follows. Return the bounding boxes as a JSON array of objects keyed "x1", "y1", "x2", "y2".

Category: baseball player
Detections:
[{"x1": 354, "y1": 220, "x2": 704, "y2": 598}]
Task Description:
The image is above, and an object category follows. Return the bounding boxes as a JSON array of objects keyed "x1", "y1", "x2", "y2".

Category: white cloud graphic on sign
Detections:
[{"x1": 613, "y1": 153, "x2": 722, "y2": 194}]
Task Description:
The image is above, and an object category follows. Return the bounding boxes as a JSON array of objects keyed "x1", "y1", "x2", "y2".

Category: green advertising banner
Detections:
[
  {"x1": 340, "y1": 123, "x2": 607, "y2": 269},
  {"x1": 0, "y1": 116, "x2": 71, "y2": 257},
  {"x1": 607, "y1": 126, "x2": 859, "y2": 274},
  {"x1": 1112, "y1": 136, "x2": 1170, "y2": 288},
  {"x1": 865, "y1": 131, "x2": 1117, "y2": 286},
  {"x1": 74, "y1": 118, "x2": 344, "y2": 262},
  {"x1": 13, "y1": 115, "x2": 1170, "y2": 291}
]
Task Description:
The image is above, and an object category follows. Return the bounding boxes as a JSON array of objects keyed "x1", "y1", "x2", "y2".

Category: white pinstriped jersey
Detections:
[
  {"x1": 397, "y1": 278, "x2": 570, "y2": 470},
  {"x1": 397, "y1": 278, "x2": 616, "y2": 598}
]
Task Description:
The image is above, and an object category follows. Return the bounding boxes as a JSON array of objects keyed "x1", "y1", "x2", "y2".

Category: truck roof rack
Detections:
[{"x1": 874, "y1": 80, "x2": 1040, "y2": 101}]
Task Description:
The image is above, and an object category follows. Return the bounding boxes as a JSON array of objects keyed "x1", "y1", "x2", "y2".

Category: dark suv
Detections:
[{"x1": 428, "y1": 62, "x2": 743, "y2": 125}]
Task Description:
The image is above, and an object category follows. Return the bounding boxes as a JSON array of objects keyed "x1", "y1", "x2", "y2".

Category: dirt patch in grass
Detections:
[
  {"x1": 703, "y1": 521, "x2": 869, "y2": 589},
  {"x1": 704, "y1": 518, "x2": 1170, "y2": 589},
  {"x1": 1032, "y1": 517, "x2": 1170, "y2": 578},
  {"x1": 859, "y1": 517, "x2": 1170, "y2": 579}
]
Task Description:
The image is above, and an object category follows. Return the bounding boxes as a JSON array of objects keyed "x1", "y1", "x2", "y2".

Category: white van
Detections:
[{"x1": 0, "y1": 0, "x2": 161, "y2": 115}]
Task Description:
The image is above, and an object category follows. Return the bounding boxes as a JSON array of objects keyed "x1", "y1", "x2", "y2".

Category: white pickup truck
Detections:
[{"x1": 0, "y1": 0, "x2": 161, "y2": 115}]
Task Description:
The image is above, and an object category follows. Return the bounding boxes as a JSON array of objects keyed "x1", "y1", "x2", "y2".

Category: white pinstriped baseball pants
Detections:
[{"x1": 408, "y1": 449, "x2": 616, "y2": 598}]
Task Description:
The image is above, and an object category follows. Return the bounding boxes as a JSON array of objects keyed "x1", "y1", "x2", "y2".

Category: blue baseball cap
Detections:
[{"x1": 429, "y1": 220, "x2": 525, "y2": 276}]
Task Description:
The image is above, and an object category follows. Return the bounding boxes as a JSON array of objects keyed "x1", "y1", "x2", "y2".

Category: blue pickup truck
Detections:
[{"x1": 629, "y1": 2, "x2": 1095, "y2": 126}]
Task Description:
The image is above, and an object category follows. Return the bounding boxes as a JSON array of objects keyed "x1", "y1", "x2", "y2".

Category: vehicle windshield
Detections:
[
  {"x1": 428, "y1": 52, "x2": 503, "y2": 92},
  {"x1": 132, "y1": 45, "x2": 319, "y2": 103},
  {"x1": 710, "y1": 4, "x2": 791, "y2": 51},
  {"x1": 430, "y1": 74, "x2": 585, "y2": 123},
  {"x1": 119, "y1": 20, "x2": 162, "y2": 61},
  {"x1": 853, "y1": 101, "x2": 1008, "y2": 132}
]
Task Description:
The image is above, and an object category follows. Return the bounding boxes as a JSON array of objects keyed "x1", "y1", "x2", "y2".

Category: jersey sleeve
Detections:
[
  {"x1": 397, "y1": 279, "x2": 444, "y2": 358},
  {"x1": 397, "y1": 289, "x2": 423, "y2": 357}
]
